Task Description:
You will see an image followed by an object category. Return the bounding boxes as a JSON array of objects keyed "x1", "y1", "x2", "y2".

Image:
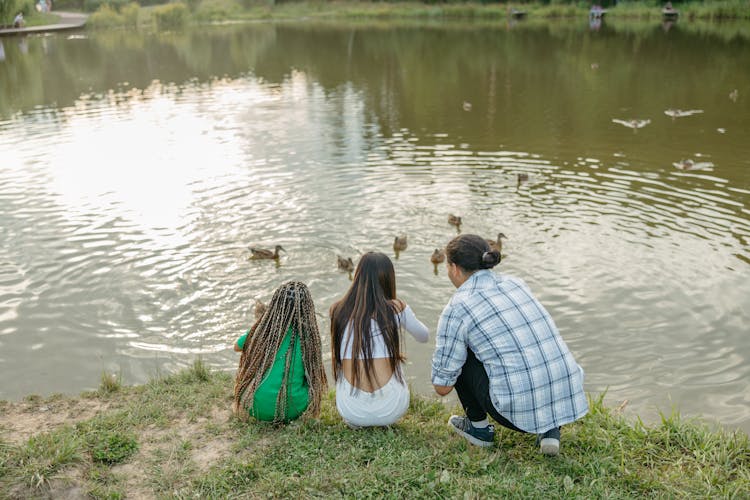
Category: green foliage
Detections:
[
  {"x1": 84, "y1": 0, "x2": 116, "y2": 12},
  {"x1": 152, "y1": 1, "x2": 189, "y2": 29},
  {"x1": 88, "y1": 2, "x2": 139, "y2": 28},
  {"x1": 184, "y1": 0, "x2": 199, "y2": 12},
  {"x1": 120, "y1": 1, "x2": 139, "y2": 25},
  {"x1": 99, "y1": 371, "x2": 122, "y2": 394},
  {"x1": 187, "y1": 357, "x2": 211, "y2": 382},
  {"x1": 0, "y1": 0, "x2": 17, "y2": 27},
  {"x1": 682, "y1": 0, "x2": 750, "y2": 21},
  {"x1": 8, "y1": 427, "x2": 83, "y2": 490},
  {"x1": 53, "y1": 0, "x2": 84, "y2": 10},
  {"x1": 191, "y1": 460, "x2": 259, "y2": 495},
  {"x1": 0, "y1": 438, "x2": 10, "y2": 480},
  {"x1": 88, "y1": 431, "x2": 138, "y2": 464}
]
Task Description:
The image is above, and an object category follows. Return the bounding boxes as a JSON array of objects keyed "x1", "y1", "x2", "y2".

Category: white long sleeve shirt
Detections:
[{"x1": 340, "y1": 305, "x2": 429, "y2": 360}]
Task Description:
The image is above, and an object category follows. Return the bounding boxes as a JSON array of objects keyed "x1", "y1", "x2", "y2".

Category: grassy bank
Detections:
[
  {"x1": 1, "y1": 362, "x2": 748, "y2": 498},
  {"x1": 83, "y1": 0, "x2": 750, "y2": 30}
]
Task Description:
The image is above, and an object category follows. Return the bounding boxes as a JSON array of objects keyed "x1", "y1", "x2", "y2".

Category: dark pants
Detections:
[
  {"x1": 455, "y1": 350, "x2": 561, "y2": 440},
  {"x1": 453, "y1": 348, "x2": 527, "y2": 434}
]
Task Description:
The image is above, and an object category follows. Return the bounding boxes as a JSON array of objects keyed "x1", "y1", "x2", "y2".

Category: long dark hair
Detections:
[
  {"x1": 234, "y1": 281, "x2": 327, "y2": 422},
  {"x1": 446, "y1": 234, "x2": 501, "y2": 272},
  {"x1": 330, "y1": 252, "x2": 404, "y2": 389}
]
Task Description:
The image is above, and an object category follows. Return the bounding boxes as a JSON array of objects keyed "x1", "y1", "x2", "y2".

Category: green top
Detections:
[{"x1": 237, "y1": 326, "x2": 309, "y2": 422}]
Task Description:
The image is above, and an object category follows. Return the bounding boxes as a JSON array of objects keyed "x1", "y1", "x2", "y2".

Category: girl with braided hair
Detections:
[
  {"x1": 233, "y1": 281, "x2": 327, "y2": 423},
  {"x1": 330, "y1": 252, "x2": 429, "y2": 427}
]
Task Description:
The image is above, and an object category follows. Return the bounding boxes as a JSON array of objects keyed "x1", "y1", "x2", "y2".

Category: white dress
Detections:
[{"x1": 336, "y1": 305, "x2": 429, "y2": 427}]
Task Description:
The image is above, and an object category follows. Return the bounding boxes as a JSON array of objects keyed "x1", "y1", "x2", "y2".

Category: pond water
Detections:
[{"x1": 1, "y1": 19, "x2": 749, "y2": 433}]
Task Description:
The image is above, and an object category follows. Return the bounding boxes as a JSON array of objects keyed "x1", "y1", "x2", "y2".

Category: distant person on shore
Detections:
[
  {"x1": 13, "y1": 12, "x2": 24, "y2": 28},
  {"x1": 431, "y1": 234, "x2": 588, "y2": 456},
  {"x1": 233, "y1": 280, "x2": 327, "y2": 423},
  {"x1": 330, "y1": 252, "x2": 429, "y2": 427}
]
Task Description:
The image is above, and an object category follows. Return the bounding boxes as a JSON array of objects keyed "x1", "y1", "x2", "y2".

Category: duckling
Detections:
[
  {"x1": 430, "y1": 248, "x2": 446, "y2": 264},
  {"x1": 517, "y1": 173, "x2": 529, "y2": 185},
  {"x1": 486, "y1": 233, "x2": 507, "y2": 252},
  {"x1": 254, "y1": 300, "x2": 267, "y2": 320},
  {"x1": 249, "y1": 245, "x2": 285, "y2": 260},
  {"x1": 448, "y1": 214, "x2": 462, "y2": 227},
  {"x1": 673, "y1": 159, "x2": 695, "y2": 170},
  {"x1": 393, "y1": 235, "x2": 408, "y2": 252},
  {"x1": 337, "y1": 255, "x2": 354, "y2": 273}
]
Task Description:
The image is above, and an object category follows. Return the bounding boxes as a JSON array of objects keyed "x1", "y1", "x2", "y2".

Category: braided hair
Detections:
[{"x1": 233, "y1": 281, "x2": 327, "y2": 422}]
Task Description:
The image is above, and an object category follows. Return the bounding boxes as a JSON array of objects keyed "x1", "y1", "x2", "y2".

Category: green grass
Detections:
[
  {"x1": 75, "y1": 0, "x2": 750, "y2": 30},
  {"x1": 0, "y1": 367, "x2": 748, "y2": 497},
  {"x1": 98, "y1": 371, "x2": 123, "y2": 394},
  {"x1": 605, "y1": 0, "x2": 750, "y2": 21}
]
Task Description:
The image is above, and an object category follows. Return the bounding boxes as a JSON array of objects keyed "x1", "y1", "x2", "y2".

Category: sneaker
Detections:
[
  {"x1": 448, "y1": 415, "x2": 495, "y2": 447},
  {"x1": 537, "y1": 427, "x2": 560, "y2": 456}
]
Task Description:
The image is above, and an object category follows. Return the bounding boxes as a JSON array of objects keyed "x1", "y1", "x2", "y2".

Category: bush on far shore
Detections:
[
  {"x1": 88, "y1": 1, "x2": 138, "y2": 27},
  {"x1": 152, "y1": 1, "x2": 188, "y2": 29}
]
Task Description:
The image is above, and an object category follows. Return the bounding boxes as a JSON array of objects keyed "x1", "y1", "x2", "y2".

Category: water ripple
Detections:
[{"x1": 1, "y1": 37, "x2": 749, "y2": 433}]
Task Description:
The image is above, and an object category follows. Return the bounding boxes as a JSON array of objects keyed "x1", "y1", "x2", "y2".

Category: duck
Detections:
[
  {"x1": 612, "y1": 118, "x2": 651, "y2": 130},
  {"x1": 729, "y1": 89, "x2": 739, "y2": 102},
  {"x1": 393, "y1": 235, "x2": 408, "y2": 252},
  {"x1": 517, "y1": 173, "x2": 529, "y2": 184},
  {"x1": 462, "y1": 101, "x2": 472, "y2": 112},
  {"x1": 673, "y1": 159, "x2": 695, "y2": 170},
  {"x1": 486, "y1": 233, "x2": 507, "y2": 252},
  {"x1": 254, "y1": 300, "x2": 267, "y2": 320},
  {"x1": 664, "y1": 109, "x2": 703, "y2": 119},
  {"x1": 430, "y1": 248, "x2": 446, "y2": 264},
  {"x1": 448, "y1": 214, "x2": 462, "y2": 227},
  {"x1": 249, "y1": 245, "x2": 285, "y2": 260},
  {"x1": 337, "y1": 255, "x2": 354, "y2": 273}
]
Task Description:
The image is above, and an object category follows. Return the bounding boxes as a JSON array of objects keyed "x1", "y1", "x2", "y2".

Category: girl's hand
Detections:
[{"x1": 390, "y1": 298, "x2": 406, "y2": 312}]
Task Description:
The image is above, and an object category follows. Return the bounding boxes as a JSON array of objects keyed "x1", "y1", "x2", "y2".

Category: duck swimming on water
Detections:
[
  {"x1": 430, "y1": 248, "x2": 446, "y2": 264},
  {"x1": 448, "y1": 214, "x2": 462, "y2": 227},
  {"x1": 664, "y1": 109, "x2": 703, "y2": 119},
  {"x1": 337, "y1": 255, "x2": 354, "y2": 273},
  {"x1": 486, "y1": 233, "x2": 507, "y2": 252},
  {"x1": 612, "y1": 118, "x2": 651, "y2": 131},
  {"x1": 393, "y1": 236, "x2": 408, "y2": 252},
  {"x1": 249, "y1": 245, "x2": 285, "y2": 260}
]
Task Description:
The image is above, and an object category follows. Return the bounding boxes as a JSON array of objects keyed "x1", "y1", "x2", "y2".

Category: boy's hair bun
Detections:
[{"x1": 480, "y1": 250, "x2": 501, "y2": 269}]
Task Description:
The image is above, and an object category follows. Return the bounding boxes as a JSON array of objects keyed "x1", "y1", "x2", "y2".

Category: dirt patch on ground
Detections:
[
  {"x1": 109, "y1": 406, "x2": 238, "y2": 496},
  {"x1": 0, "y1": 397, "x2": 111, "y2": 445},
  {"x1": 1, "y1": 390, "x2": 247, "y2": 498}
]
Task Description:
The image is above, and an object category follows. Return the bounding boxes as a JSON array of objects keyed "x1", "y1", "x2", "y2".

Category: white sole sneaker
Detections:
[
  {"x1": 540, "y1": 437, "x2": 560, "y2": 456},
  {"x1": 447, "y1": 416, "x2": 495, "y2": 448}
]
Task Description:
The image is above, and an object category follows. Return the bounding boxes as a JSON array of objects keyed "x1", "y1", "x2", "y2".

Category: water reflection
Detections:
[{"x1": 0, "y1": 21, "x2": 749, "y2": 435}]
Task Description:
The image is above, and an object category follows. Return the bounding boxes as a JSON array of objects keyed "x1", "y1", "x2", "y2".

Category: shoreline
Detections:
[
  {"x1": 77, "y1": 1, "x2": 750, "y2": 27},
  {"x1": 1, "y1": 363, "x2": 748, "y2": 497}
]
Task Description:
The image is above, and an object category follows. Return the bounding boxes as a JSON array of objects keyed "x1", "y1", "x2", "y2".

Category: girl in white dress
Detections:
[{"x1": 330, "y1": 252, "x2": 429, "y2": 427}]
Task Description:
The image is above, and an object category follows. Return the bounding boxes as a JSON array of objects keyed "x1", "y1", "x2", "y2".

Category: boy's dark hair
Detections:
[{"x1": 446, "y1": 234, "x2": 501, "y2": 272}]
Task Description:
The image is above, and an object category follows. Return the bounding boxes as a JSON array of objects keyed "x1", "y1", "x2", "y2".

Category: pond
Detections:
[{"x1": 1, "y1": 18, "x2": 749, "y2": 433}]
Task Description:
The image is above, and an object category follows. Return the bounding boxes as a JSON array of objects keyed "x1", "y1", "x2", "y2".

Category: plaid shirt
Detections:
[{"x1": 431, "y1": 270, "x2": 588, "y2": 433}]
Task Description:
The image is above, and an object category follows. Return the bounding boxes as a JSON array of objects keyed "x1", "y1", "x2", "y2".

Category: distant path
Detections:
[{"x1": 0, "y1": 11, "x2": 88, "y2": 37}]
